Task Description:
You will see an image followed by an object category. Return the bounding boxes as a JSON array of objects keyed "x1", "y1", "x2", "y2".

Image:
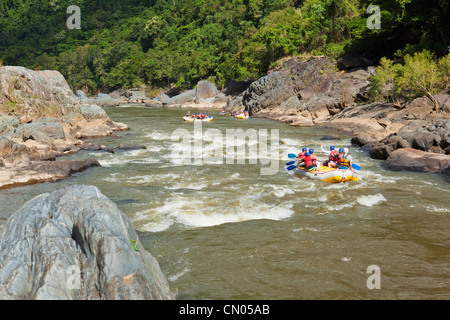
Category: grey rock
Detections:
[
  {"x1": 0, "y1": 185, "x2": 173, "y2": 300},
  {"x1": 0, "y1": 115, "x2": 20, "y2": 134},
  {"x1": 168, "y1": 89, "x2": 196, "y2": 105},
  {"x1": 117, "y1": 144, "x2": 147, "y2": 151},
  {"x1": 0, "y1": 67, "x2": 78, "y2": 111},
  {"x1": 224, "y1": 79, "x2": 252, "y2": 96},
  {"x1": 299, "y1": 86, "x2": 315, "y2": 100},
  {"x1": 154, "y1": 94, "x2": 171, "y2": 104},
  {"x1": 76, "y1": 90, "x2": 88, "y2": 101},
  {"x1": 12, "y1": 122, "x2": 65, "y2": 143},
  {"x1": 94, "y1": 93, "x2": 119, "y2": 107},
  {"x1": 77, "y1": 104, "x2": 109, "y2": 120},
  {"x1": 195, "y1": 80, "x2": 218, "y2": 100}
]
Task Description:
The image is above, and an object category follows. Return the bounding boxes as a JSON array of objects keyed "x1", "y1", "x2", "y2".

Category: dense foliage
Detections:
[
  {"x1": 369, "y1": 50, "x2": 450, "y2": 110},
  {"x1": 0, "y1": 0, "x2": 449, "y2": 94}
]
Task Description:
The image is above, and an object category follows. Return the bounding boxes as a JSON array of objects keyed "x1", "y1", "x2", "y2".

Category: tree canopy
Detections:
[{"x1": 0, "y1": 0, "x2": 448, "y2": 94}]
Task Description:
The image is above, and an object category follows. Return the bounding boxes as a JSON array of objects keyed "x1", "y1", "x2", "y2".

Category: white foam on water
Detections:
[
  {"x1": 279, "y1": 137, "x2": 303, "y2": 147},
  {"x1": 145, "y1": 130, "x2": 172, "y2": 141},
  {"x1": 168, "y1": 267, "x2": 191, "y2": 282},
  {"x1": 94, "y1": 149, "x2": 158, "y2": 167},
  {"x1": 165, "y1": 182, "x2": 208, "y2": 190},
  {"x1": 126, "y1": 172, "x2": 182, "y2": 185},
  {"x1": 97, "y1": 156, "x2": 129, "y2": 167},
  {"x1": 358, "y1": 172, "x2": 402, "y2": 184},
  {"x1": 268, "y1": 184, "x2": 295, "y2": 198},
  {"x1": 135, "y1": 195, "x2": 294, "y2": 231},
  {"x1": 145, "y1": 145, "x2": 163, "y2": 152},
  {"x1": 293, "y1": 226, "x2": 320, "y2": 233},
  {"x1": 356, "y1": 194, "x2": 387, "y2": 207},
  {"x1": 424, "y1": 205, "x2": 450, "y2": 213}
]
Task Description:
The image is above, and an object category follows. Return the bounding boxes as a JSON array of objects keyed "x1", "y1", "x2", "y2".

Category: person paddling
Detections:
[
  {"x1": 338, "y1": 148, "x2": 353, "y2": 170},
  {"x1": 297, "y1": 147, "x2": 307, "y2": 167},
  {"x1": 320, "y1": 144, "x2": 339, "y2": 168},
  {"x1": 298, "y1": 149, "x2": 320, "y2": 172}
]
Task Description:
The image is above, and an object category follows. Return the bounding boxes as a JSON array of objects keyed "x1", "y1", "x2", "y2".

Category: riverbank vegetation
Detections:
[
  {"x1": 369, "y1": 50, "x2": 450, "y2": 110},
  {"x1": 0, "y1": 0, "x2": 449, "y2": 94}
]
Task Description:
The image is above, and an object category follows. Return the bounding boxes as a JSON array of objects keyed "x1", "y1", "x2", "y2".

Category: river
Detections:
[{"x1": 1, "y1": 105, "x2": 449, "y2": 299}]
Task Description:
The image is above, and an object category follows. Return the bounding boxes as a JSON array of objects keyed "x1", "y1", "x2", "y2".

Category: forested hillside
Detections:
[{"x1": 0, "y1": 0, "x2": 448, "y2": 94}]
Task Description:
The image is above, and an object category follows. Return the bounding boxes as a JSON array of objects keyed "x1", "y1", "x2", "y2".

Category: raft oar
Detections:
[
  {"x1": 286, "y1": 165, "x2": 297, "y2": 171},
  {"x1": 286, "y1": 161, "x2": 296, "y2": 166},
  {"x1": 288, "y1": 153, "x2": 297, "y2": 159},
  {"x1": 352, "y1": 164, "x2": 361, "y2": 171}
]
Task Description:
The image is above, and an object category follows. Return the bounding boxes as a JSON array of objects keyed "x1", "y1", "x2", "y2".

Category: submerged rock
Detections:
[{"x1": 0, "y1": 185, "x2": 174, "y2": 300}]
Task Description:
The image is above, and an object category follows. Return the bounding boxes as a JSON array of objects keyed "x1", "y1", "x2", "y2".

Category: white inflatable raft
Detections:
[{"x1": 183, "y1": 116, "x2": 213, "y2": 122}]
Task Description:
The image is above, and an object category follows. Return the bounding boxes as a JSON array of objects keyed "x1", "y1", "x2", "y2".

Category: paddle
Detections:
[
  {"x1": 352, "y1": 164, "x2": 361, "y2": 170},
  {"x1": 286, "y1": 165, "x2": 297, "y2": 171},
  {"x1": 288, "y1": 153, "x2": 297, "y2": 159},
  {"x1": 286, "y1": 161, "x2": 296, "y2": 166}
]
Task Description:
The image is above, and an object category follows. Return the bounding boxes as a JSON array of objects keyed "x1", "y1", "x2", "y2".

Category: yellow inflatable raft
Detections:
[
  {"x1": 235, "y1": 114, "x2": 249, "y2": 119},
  {"x1": 294, "y1": 166, "x2": 359, "y2": 183},
  {"x1": 183, "y1": 116, "x2": 213, "y2": 122}
]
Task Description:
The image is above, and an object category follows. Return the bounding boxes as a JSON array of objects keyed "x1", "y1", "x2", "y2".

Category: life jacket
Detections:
[
  {"x1": 298, "y1": 151, "x2": 306, "y2": 160},
  {"x1": 329, "y1": 150, "x2": 339, "y2": 162},
  {"x1": 304, "y1": 155, "x2": 317, "y2": 171},
  {"x1": 339, "y1": 154, "x2": 350, "y2": 168}
]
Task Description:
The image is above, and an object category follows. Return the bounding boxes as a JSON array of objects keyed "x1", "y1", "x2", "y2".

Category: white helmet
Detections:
[{"x1": 344, "y1": 147, "x2": 349, "y2": 154}]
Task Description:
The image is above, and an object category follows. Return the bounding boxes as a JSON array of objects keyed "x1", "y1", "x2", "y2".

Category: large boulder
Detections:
[
  {"x1": 195, "y1": 80, "x2": 218, "y2": 100},
  {"x1": 385, "y1": 148, "x2": 450, "y2": 174},
  {"x1": 167, "y1": 89, "x2": 196, "y2": 105},
  {"x1": 76, "y1": 104, "x2": 109, "y2": 120},
  {"x1": 232, "y1": 57, "x2": 373, "y2": 125},
  {"x1": 0, "y1": 185, "x2": 174, "y2": 300},
  {"x1": 243, "y1": 70, "x2": 295, "y2": 115},
  {"x1": 0, "y1": 66, "x2": 78, "y2": 113},
  {"x1": 93, "y1": 93, "x2": 119, "y2": 107}
]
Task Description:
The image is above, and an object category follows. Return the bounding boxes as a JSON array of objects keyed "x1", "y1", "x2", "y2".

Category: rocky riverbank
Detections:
[
  {"x1": 78, "y1": 78, "x2": 251, "y2": 110},
  {"x1": 0, "y1": 66, "x2": 130, "y2": 189},
  {"x1": 223, "y1": 56, "x2": 450, "y2": 176},
  {"x1": 0, "y1": 185, "x2": 174, "y2": 300}
]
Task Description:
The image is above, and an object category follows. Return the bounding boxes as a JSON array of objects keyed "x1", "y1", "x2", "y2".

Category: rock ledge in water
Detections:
[{"x1": 0, "y1": 185, "x2": 174, "y2": 300}]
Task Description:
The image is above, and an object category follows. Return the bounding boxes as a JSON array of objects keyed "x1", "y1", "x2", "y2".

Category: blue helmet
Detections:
[
  {"x1": 330, "y1": 146, "x2": 335, "y2": 151},
  {"x1": 304, "y1": 152, "x2": 310, "y2": 157},
  {"x1": 339, "y1": 148, "x2": 344, "y2": 153},
  {"x1": 302, "y1": 147, "x2": 307, "y2": 152},
  {"x1": 309, "y1": 148, "x2": 314, "y2": 154}
]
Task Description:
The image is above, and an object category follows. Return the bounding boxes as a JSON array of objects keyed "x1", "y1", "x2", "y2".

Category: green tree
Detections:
[
  {"x1": 397, "y1": 50, "x2": 442, "y2": 112},
  {"x1": 369, "y1": 57, "x2": 402, "y2": 105}
]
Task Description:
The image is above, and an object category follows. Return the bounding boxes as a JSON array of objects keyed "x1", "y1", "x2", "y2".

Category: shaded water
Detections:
[{"x1": 1, "y1": 105, "x2": 449, "y2": 299}]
